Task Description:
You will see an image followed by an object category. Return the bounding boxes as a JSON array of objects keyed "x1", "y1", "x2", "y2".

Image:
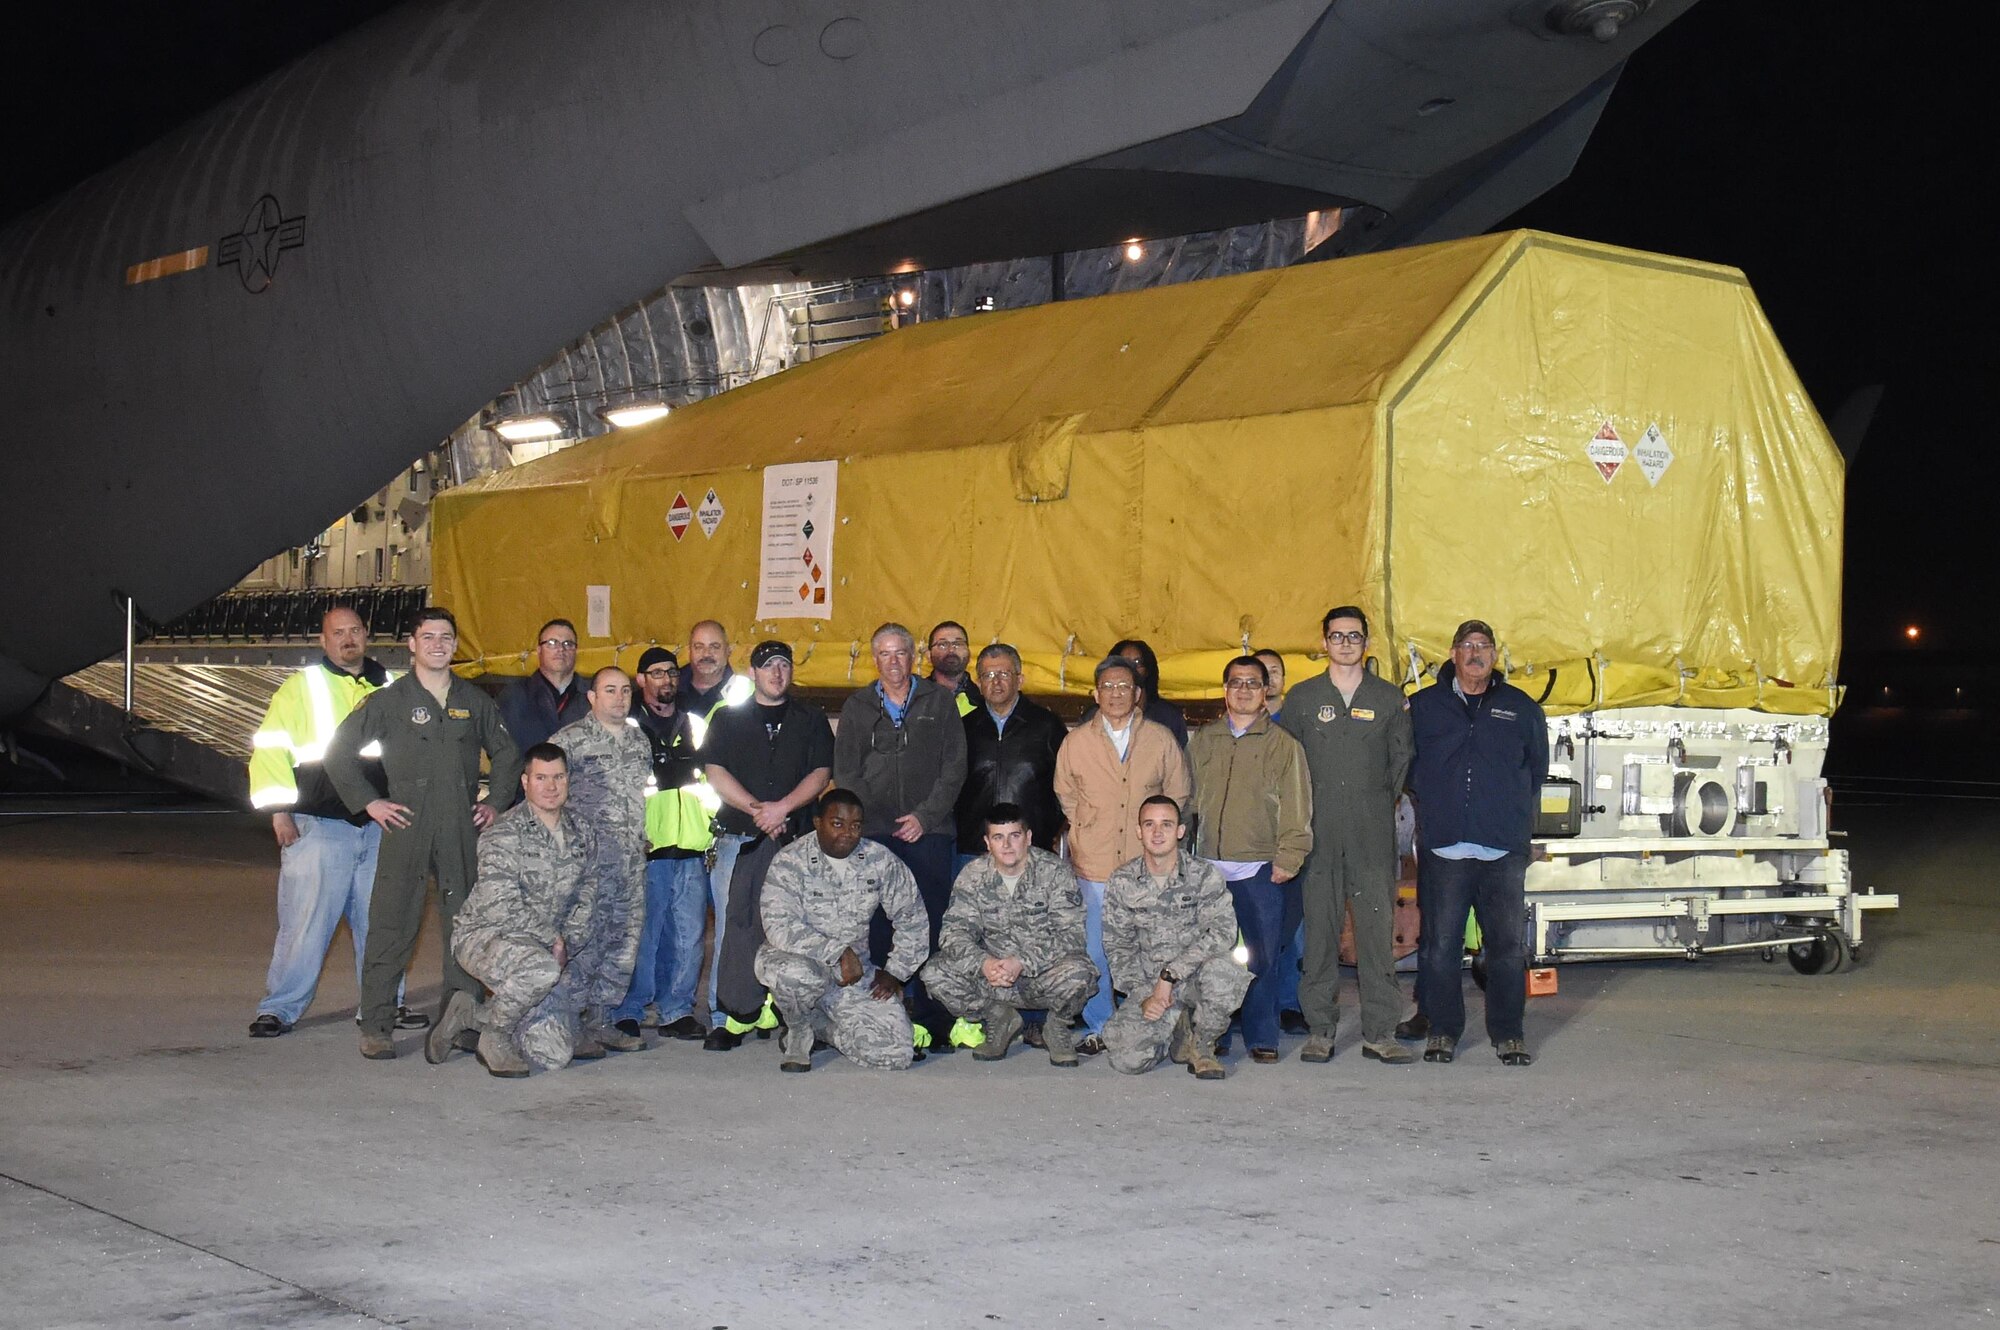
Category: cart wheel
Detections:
[
  {"x1": 1760, "y1": 947, "x2": 1777, "y2": 963},
  {"x1": 1786, "y1": 932, "x2": 1847, "y2": 976},
  {"x1": 1469, "y1": 955, "x2": 1488, "y2": 991}
]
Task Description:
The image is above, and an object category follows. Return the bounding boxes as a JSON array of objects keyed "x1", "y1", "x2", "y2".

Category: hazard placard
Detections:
[
  {"x1": 696, "y1": 487, "x2": 724, "y2": 539},
  {"x1": 666, "y1": 491, "x2": 692, "y2": 541},
  {"x1": 1635, "y1": 422, "x2": 1674, "y2": 486},
  {"x1": 1585, "y1": 421, "x2": 1627, "y2": 484}
]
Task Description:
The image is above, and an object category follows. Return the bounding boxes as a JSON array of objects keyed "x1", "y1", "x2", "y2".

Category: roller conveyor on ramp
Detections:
[{"x1": 26, "y1": 661, "x2": 298, "y2": 806}]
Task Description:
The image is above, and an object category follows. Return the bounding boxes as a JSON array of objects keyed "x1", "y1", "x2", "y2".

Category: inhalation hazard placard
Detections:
[{"x1": 757, "y1": 461, "x2": 836, "y2": 620}]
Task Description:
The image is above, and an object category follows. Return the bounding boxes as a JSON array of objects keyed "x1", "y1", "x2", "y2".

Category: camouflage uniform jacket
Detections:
[
  {"x1": 936, "y1": 847, "x2": 1087, "y2": 973},
  {"x1": 760, "y1": 836, "x2": 931, "y2": 982},
  {"x1": 1102, "y1": 851, "x2": 1238, "y2": 995},
  {"x1": 551, "y1": 716, "x2": 652, "y2": 853},
  {"x1": 458, "y1": 801, "x2": 599, "y2": 953}
]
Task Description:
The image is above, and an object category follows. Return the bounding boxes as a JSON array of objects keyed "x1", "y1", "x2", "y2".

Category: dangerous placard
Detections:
[
  {"x1": 1635, "y1": 422, "x2": 1674, "y2": 486},
  {"x1": 696, "y1": 487, "x2": 724, "y2": 539},
  {"x1": 757, "y1": 461, "x2": 836, "y2": 620},
  {"x1": 666, "y1": 491, "x2": 692, "y2": 541},
  {"x1": 1586, "y1": 421, "x2": 1627, "y2": 484}
]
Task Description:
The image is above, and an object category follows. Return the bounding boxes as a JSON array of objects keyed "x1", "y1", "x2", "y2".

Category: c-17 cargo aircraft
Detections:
[{"x1": 0, "y1": 0, "x2": 1691, "y2": 715}]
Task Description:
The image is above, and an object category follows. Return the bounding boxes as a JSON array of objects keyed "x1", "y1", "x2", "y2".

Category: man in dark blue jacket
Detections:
[
  {"x1": 1409, "y1": 619, "x2": 1548, "y2": 1067},
  {"x1": 496, "y1": 618, "x2": 589, "y2": 751}
]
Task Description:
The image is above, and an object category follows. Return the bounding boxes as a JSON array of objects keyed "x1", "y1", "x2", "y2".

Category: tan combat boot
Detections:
[
  {"x1": 1043, "y1": 1015, "x2": 1080, "y2": 1068},
  {"x1": 476, "y1": 1029, "x2": 531, "y2": 1078},
  {"x1": 425, "y1": 990, "x2": 477, "y2": 1065},
  {"x1": 1167, "y1": 1010, "x2": 1194, "y2": 1066},
  {"x1": 359, "y1": 1031, "x2": 396, "y2": 1060},
  {"x1": 1185, "y1": 1036, "x2": 1227, "y2": 1080},
  {"x1": 971, "y1": 1004, "x2": 1022, "y2": 1062}
]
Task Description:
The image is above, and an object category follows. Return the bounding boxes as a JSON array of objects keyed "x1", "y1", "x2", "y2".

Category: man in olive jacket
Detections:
[{"x1": 1276, "y1": 606, "x2": 1414, "y2": 1066}]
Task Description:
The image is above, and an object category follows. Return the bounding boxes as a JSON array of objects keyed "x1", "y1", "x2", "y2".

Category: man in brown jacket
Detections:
[
  {"x1": 1187, "y1": 654, "x2": 1313, "y2": 1062},
  {"x1": 1054, "y1": 655, "x2": 1190, "y2": 1052}
]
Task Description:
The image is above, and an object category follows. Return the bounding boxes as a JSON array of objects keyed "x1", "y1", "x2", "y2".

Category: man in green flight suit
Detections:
[{"x1": 325, "y1": 606, "x2": 523, "y2": 1061}]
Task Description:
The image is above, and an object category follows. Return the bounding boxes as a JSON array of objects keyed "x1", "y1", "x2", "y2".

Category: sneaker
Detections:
[
  {"x1": 1396, "y1": 1012, "x2": 1431, "y2": 1041},
  {"x1": 1424, "y1": 1033, "x2": 1457, "y2": 1063},
  {"x1": 702, "y1": 1027, "x2": 743, "y2": 1051},
  {"x1": 1362, "y1": 1039, "x2": 1416, "y2": 1065},
  {"x1": 1021, "y1": 1022, "x2": 1048, "y2": 1050},
  {"x1": 596, "y1": 1023, "x2": 645, "y2": 1053},
  {"x1": 425, "y1": 991, "x2": 477, "y2": 1065},
  {"x1": 972, "y1": 1006, "x2": 1022, "y2": 1062},
  {"x1": 1043, "y1": 1018, "x2": 1080, "y2": 1068},
  {"x1": 1075, "y1": 1034, "x2": 1106, "y2": 1058},
  {"x1": 1299, "y1": 1032, "x2": 1336, "y2": 1063},
  {"x1": 476, "y1": 1029, "x2": 530, "y2": 1078},
  {"x1": 358, "y1": 1032, "x2": 396, "y2": 1060},
  {"x1": 1495, "y1": 1038, "x2": 1534, "y2": 1067},
  {"x1": 248, "y1": 1014, "x2": 291, "y2": 1038},
  {"x1": 394, "y1": 1006, "x2": 432, "y2": 1031},
  {"x1": 1249, "y1": 1047, "x2": 1280, "y2": 1064},
  {"x1": 658, "y1": 1016, "x2": 706, "y2": 1041}
]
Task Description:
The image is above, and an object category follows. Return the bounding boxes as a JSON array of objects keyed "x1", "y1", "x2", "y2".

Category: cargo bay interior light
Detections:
[
  {"x1": 493, "y1": 414, "x2": 565, "y2": 442},
  {"x1": 602, "y1": 401, "x2": 671, "y2": 429},
  {"x1": 1124, "y1": 239, "x2": 1145, "y2": 261},
  {"x1": 1905, "y1": 625, "x2": 1921, "y2": 641}
]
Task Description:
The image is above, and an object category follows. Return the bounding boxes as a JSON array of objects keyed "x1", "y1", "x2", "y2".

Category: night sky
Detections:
[{"x1": 4, "y1": 3, "x2": 1978, "y2": 657}]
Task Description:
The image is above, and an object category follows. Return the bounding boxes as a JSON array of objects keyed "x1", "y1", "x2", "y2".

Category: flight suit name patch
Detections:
[{"x1": 447, "y1": 708, "x2": 472, "y2": 720}]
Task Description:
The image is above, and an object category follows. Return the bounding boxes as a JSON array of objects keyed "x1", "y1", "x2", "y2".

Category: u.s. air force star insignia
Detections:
[
  {"x1": 411, "y1": 706, "x2": 432, "y2": 725},
  {"x1": 1317, "y1": 705, "x2": 1338, "y2": 723}
]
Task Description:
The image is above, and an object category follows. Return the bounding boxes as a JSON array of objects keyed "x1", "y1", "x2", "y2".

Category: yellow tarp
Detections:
[{"x1": 434, "y1": 231, "x2": 1843, "y2": 715}]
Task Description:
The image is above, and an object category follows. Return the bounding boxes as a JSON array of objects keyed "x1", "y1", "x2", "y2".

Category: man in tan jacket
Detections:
[
  {"x1": 1054, "y1": 655, "x2": 1190, "y2": 1052},
  {"x1": 1187, "y1": 655, "x2": 1313, "y2": 1063}
]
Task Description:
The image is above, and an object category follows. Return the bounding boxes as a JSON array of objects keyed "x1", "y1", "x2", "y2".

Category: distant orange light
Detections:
[
  {"x1": 897, "y1": 289, "x2": 916, "y2": 307},
  {"x1": 1904, "y1": 625, "x2": 1921, "y2": 641}
]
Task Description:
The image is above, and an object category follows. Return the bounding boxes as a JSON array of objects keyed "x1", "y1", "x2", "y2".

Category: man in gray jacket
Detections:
[
  {"x1": 834, "y1": 621, "x2": 967, "y2": 1054},
  {"x1": 1277, "y1": 606, "x2": 1416, "y2": 1065}
]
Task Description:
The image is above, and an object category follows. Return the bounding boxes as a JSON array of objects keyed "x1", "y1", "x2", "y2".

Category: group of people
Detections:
[{"x1": 247, "y1": 603, "x2": 1548, "y2": 1079}]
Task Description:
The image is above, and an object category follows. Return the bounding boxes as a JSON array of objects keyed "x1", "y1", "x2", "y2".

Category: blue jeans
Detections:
[
  {"x1": 1273, "y1": 921, "x2": 1305, "y2": 1015},
  {"x1": 259, "y1": 815, "x2": 383, "y2": 1025},
  {"x1": 1225, "y1": 866, "x2": 1300, "y2": 1052},
  {"x1": 613, "y1": 855, "x2": 709, "y2": 1024},
  {"x1": 1078, "y1": 878, "x2": 1114, "y2": 1036},
  {"x1": 705, "y1": 833, "x2": 748, "y2": 1028},
  {"x1": 1416, "y1": 850, "x2": 1527, "y2": 1045}
]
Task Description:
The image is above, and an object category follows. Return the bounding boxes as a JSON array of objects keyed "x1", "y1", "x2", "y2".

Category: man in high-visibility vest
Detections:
[
  {"x1": 609, "y1": 647, "x2": 714, "y2": 1042},
  {"x1": 246, "y1": 607, "x2": 427, "y2": 1038}
]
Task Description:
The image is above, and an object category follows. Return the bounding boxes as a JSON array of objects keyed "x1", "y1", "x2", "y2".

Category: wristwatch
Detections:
[{"x1": 1158, "y1": 966, "x2": 1180, "y2": 985}]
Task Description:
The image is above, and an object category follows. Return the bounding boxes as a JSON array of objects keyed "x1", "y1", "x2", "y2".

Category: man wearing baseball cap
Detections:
[
  {"x1": 1408, "y1": 619, "x2": 1548, "y2": 1067},
  {"x1": 700, "y1": 640, "x2": 835, "y2": 1048}
]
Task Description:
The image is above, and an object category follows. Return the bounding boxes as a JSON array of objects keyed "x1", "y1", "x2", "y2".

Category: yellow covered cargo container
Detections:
[{"x1": 434, "y1": 230, "x2": 1842, "y2": 717}]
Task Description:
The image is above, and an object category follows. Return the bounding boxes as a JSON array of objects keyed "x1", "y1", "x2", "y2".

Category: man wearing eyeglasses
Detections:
[
  {"x1": 926, "y1": 620, "x2": 980, "y2": 717},
  {"x1": 1408, "y1": 619, "x2": 1547, "y2": 1068},
  {"x1": 1276, "y1": 606, "x2": 1415, "y2": 1066},
  {"x1": 497, "y1": 617, "x2": 589, "y2": 751},
  {"x1": 1054, "y1": 655, "x2": 1191, "y2": 1055}
]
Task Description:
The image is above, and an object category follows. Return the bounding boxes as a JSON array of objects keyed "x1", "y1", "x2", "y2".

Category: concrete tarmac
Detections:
[{"x1": 1, "y1": 802, "x2": 1995, "y2": 1329}]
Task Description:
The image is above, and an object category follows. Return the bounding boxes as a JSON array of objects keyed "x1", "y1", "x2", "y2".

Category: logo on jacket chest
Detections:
[{"x1": 411, "y1": 706, "x2": 431, "y2": 725}]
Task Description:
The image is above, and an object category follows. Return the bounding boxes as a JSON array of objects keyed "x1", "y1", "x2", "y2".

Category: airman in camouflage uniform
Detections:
[
  {"x1": 1102, "y1": 796, "x2": 1252, "y2": 1078},
  {"x1": 921, "y1": 803, "x2": 1097, "y2": 1066},
  {"x1": 551, "y1": 668, "x2": 652, "y2": 1051},
  {"x1": 755, "y1": 791, "x2": 931, "y2": 1072},
  {"x1": 439, "y1": 744, "x2": 599, "y2": 1076}
]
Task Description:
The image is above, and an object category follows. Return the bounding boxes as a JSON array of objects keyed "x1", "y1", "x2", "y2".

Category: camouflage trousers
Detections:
[
  {"x1": 454, "y1": 931, "x2": 585, "y2": 1071},
  {"x1": 922, "y1": 952, "x2": 1099, "y2": 1021},
  {"x1": 1103, "y1": 957, "x2": 1253, "y2": 1075},
  {"x1": 755, "y1": 948, "x2": 915, "y2": 1071},
  {"x1": 572, "y1": 852, "x2": 646, "y2": 1019}
]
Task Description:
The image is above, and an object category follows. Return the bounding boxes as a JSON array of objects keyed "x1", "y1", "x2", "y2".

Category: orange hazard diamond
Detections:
[{"x1": 799, "y1": 583, "x2": 811, "y2": 600}]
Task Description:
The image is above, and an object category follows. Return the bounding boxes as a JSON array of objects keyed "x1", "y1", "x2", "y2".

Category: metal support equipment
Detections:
[{"x1": 122, "y1": 596, "x2": 135, "y2": 714}]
